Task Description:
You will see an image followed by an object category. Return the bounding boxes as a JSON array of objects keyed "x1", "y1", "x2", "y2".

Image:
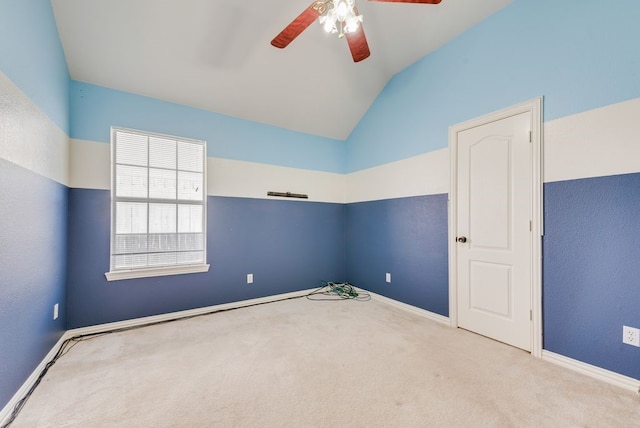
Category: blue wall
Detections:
[
  {"x1": 66, "y1": 191, "x2": 346, "y2": 328},
  {"x1": 346, "y1": 0, "x2": 640, "y2": 172},
  {"x1": 0, "y1": 0, "x2": 69, "y2": 133},
  {"x1": 0, "y1": 160, "x2": 68, "y2": 411},
  {"x1": 543, "y1": 173, "x2": 640, "y2": 380},
  {"x1": 70, "y1": 81, "x2": 346, "y2": 174},
  {"x1": 346, "y1": 195, "x2": 449, "y2": 316},
  {"x1": 344, "y1": 0, "x2": 640, "y2": 380},
  {"x1": 0, "y1": 0, "x2": 70, "y2": 412},
  {"x1": 65, "y1": 81, "x2": 348, "y2": 329}
]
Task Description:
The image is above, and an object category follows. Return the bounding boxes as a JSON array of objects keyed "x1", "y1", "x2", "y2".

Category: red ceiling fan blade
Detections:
[
  {"x1": 368, "y1": 0, "x2": 442, "y2": 3},
  {"x1": 271, "y1": 2, "x2": 323, "y2": 49},
  {"x1": 345, "y1": 25, "x2": 370, "y2": 63}
]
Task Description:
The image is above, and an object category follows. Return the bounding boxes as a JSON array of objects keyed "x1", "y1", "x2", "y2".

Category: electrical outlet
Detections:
[
  {"x1": 53, "y1": 303, "x2": 59, "y2": 320},
  {"x1": 385, "y1": 273, "x2": 391, "y2": 283},
  {"x1": 247, "y1": 273, "x2": 253, "y2": 284},
  {"x1": 623, "y1": 326, "x2": 640, "y2": 347}
]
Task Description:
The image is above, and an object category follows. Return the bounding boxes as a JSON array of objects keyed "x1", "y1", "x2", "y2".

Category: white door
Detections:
[{"x1": 455, "y1": 112, "x2": 532, "y2": 351}]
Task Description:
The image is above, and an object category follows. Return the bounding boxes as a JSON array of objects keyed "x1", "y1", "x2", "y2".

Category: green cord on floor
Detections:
[{"x1": 306, "y1": 281, "x2": 371, "y2": 301}]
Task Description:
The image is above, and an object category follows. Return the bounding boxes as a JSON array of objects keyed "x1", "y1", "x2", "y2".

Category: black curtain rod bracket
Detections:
[{"x1": 267, "y1": 191, "x2": 308, "y2": 199}]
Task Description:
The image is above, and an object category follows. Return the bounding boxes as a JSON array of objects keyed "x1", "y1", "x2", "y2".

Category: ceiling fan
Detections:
[{"x1": 271, "y1": 0, "x2": 442, "y2": 62}]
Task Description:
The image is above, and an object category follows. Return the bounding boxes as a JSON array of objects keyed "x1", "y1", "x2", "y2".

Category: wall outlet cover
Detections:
[
  {"x1": 385, "y1": 273, "x2": 391, "y2": 283},
  {"x1": 622, "y1": 325, "x2": 640, "y2": 347},
  {"x1": 247, "y1": 273, "x2": 254, "y2": 284}
]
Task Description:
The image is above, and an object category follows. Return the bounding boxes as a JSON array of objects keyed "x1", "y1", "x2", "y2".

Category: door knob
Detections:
[{"x1": 457, "y1": 236, "x2": 467, "y2": 243}]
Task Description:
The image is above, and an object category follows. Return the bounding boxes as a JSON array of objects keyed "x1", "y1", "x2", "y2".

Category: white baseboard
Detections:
[
  {"x1": 5, "y1": 290, "x2": 637, "y2": 426},
  {"x1": 367, "y1": 290, "x2": 451, "y2": 326},
  {"x1": 370, "y1": 292, "x2": 640, "y2": 394},
  {"x1": 66, "y1": 288, "x2": 317, "y2": 338},
  {"x1": 0, "y1": 332, "x2": 73, "y2": 426},
  {"x1": 1, "y1": 288, "x2": 315, "y2": 426},
  {"x1": 542, "y1": 350, "x2": 640, "y2": 394}
]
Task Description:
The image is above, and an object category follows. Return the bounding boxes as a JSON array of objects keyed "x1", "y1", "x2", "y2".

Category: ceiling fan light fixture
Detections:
[
  {"x1": 272, "y1": 0, "x2": 443, "y2": 62},
  {"x1": 344, "y1": 14, "x2": 363, "y2": 33},
  {"x1": 336, "y1": 0, "x2": 350, "y2": 20},
  {"x1": 318, "y1": 0, "x2": 362, "y2": 37},
  {"x1": 319, "y1": 14, "x2": 338, "y2": 34}
]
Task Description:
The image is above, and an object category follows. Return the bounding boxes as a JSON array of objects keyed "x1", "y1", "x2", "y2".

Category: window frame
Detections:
[{"x1": 105, "y1": 126, "x2": 210, "y2": 281}]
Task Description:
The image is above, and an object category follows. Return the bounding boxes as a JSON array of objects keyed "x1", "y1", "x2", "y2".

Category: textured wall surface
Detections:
[
  {"x1": 0, "y1": 160, "x2": 68, "y2": 409},
  {"x1": 346, "y1": 195, "x2": 449, "y2": 316},
  {"x1": 0, "y1": 0, "x2": 70, "y2": 412},
  {"x1": 65, "y1": 81, "x2": 349, "y2": 329},
  {"x1": 68, "y1": 138, "x2": 347, "y2": 204},
  {"x1": 66, "y1": 191, "x2": 346, "y2": 328},
  {"x1": 70, "y1": 81, "x2": 346, "y2": 174},
  {"x1": 543, "y1": 173, "x2": 640, "y2": 380},
  {"x1": 0, "y1": 0, "x2": 69, "y2": 133},
  {"x1": 347, "y1": 0, "x2": 640, "y2": 172},
  {"x1": 341, "y1": 0, "x2": 640, "y2": 381},
  {"x1": 0, "y1": 72, "x2": 69, "y2": 186}
]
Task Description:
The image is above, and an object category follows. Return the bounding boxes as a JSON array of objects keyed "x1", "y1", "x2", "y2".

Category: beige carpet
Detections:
[{"x1": 9, "y1": 296, "x2": 640, "y2": 427}]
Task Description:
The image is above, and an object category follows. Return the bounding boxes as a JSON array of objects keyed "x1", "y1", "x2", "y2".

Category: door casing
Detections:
[{"x1": 448, "y1": 97, "x2": 543, "y2": 357}]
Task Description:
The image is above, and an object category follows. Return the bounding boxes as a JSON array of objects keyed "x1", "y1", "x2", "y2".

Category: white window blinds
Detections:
[{"x1": 110, "y1": 128, "x2": 207, "y2": 274}]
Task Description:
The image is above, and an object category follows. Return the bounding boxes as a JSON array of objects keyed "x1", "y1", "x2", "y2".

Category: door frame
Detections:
[{"x1": 448, "y1": 97, "x2": 543, "y2": 357}]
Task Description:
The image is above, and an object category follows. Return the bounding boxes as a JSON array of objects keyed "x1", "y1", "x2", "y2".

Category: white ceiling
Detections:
[{"x1": 51, "y1": 0, "x2": 512, "y2": 140}]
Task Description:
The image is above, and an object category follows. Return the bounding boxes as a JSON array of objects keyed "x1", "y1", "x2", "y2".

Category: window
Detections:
[{"x1": 105, "y1": 127, "x2": 209, "y2": 281}]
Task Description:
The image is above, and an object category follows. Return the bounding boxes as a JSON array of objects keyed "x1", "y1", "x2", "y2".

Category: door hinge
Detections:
[
  {"x1": 529, "y1": 221, "x2": 532, "y2": 231},
  {"x1": 530, "y1": 310, "x2": 533, "y2": 321},
  {"x1": 529, "y1": 131, "x2": 532, "y2": 143}
]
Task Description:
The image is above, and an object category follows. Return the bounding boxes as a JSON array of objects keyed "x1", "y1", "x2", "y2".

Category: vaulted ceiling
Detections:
[{"x1": 51, "y1": 0, "x2": 512, "y2": 140}]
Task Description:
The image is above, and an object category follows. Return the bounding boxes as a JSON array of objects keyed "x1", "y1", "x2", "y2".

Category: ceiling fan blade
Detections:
[
  {"x1": 271, "y1": 3, "x2": 323, "y2": 49},
  {"x1": 345, "y1": 25, "x2": 371, "y2": 63},
  {"x1": 368, "y1": 0, "x2": 442, "y2": 3}
]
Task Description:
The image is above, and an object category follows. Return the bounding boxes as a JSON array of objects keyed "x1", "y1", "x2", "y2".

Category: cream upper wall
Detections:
[
  {"x1": 68, "y1": 138, "x2": 347, "y2": 204},
  {"x1": 543, "y1": 97, "x2": 640, "y2": 183},
  {"x1": 207, "y1": 158, "x2": 346, "y2": 203},
  {"x1": 68, "y1": 97, "x2": 640, "y2": 203},
  {"x1": 0, "y1": 72, "x2": 69, "y2": 186},
  {"x1": 346, "y1": 149, "x2": 449, "y2": 204},
  {"x1": 346, "y1": 97, "x2": 640, "y2": 202},
  {"x1": 68, "y1": 139, "x2": 108, "y2": 190}
]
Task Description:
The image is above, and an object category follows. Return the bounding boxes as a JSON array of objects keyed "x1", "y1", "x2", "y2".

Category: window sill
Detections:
[{"x1": 105, "y1": 264, "x2": 210, "y2": 281}]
